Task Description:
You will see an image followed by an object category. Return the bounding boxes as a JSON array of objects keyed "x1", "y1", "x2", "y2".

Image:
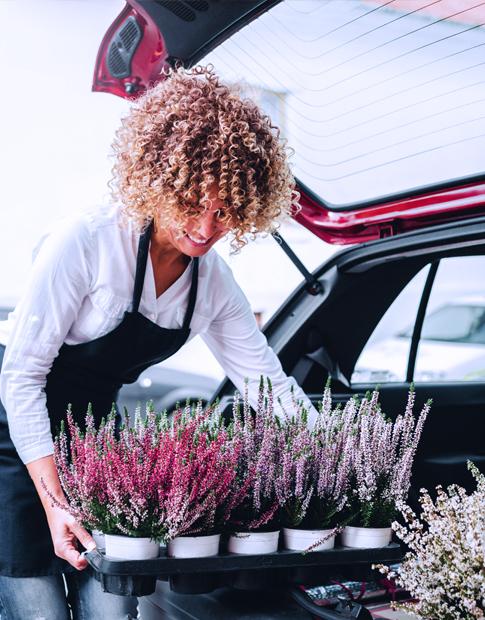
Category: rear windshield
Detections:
[{"x1": 202, "y1": 0, "x2": 485, "y2": 206}]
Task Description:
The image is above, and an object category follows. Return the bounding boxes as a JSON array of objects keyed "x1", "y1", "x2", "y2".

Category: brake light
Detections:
[{"x1": 92, "y1": 1, "x2": 168, "y2": 99}]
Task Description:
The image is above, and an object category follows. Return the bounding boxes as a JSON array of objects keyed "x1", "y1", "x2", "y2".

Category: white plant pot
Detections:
[
  {"x1": 104, "y1": 534, "x2": 160, "y2": 560},
  {"x1": 341, "y1": 526, "x2": 392, "y2": 549},
  {"x1": 283, "y1": 527, "x2": 335, "y2": 552},
  {"x1": 91, "y1": 530, "x2": 105, "y2": 551},
  {"x1": 168, "y1": 534, "x2": 220, "y2": 558},
  {"x1": 228, "y1": 530, "x2": 279, "y2": 555}
]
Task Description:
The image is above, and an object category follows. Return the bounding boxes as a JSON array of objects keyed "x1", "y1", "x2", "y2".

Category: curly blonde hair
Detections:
[{"x1": 110, "y1": 64, "x2": 299, "y2": 250}]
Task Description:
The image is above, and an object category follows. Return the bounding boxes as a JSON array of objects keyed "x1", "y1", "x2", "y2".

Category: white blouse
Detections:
[{"x1": 0, "y1": 205, "x2": 317, "y2": 464}]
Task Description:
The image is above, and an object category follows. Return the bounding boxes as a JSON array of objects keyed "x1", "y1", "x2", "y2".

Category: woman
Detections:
[{"x1": 0, "y1": 64, "x2": 317, "y2": 619}]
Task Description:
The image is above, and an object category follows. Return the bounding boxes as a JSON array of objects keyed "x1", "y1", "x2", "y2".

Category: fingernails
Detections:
[{"x1": 86, "y1": 542, "x2": 96, "y2": 552}]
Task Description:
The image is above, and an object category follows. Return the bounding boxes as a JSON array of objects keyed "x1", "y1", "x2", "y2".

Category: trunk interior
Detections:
[{"x1": 217, "y1": 216, "x2": 485, "y2": 497}]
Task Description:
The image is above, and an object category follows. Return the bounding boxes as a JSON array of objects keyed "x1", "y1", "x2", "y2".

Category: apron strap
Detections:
[
  {"x1": 132, "y1": 221, "x2": 153, "y2": 314},
  {"x1": 182, "y1": 257, "x2": 199, "y2": 330}
]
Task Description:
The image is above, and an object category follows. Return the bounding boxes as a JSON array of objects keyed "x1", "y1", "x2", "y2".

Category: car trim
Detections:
[
  {"x1": 407, "y1": 261, "x2": 438, "y2": 383},
  {"x1": 92, "y1": 3, "x2": 169, "y2": 98},
  {"x1": 338, "y1": 216, "x2": 485, "y2": 273}
]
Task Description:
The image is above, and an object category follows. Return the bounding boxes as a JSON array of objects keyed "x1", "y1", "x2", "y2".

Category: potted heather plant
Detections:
[
  {"x1": 164, "y1": 402, "x2": 241, "y2": 559},
  {"x1": 341, "y1": 387, "x2": 431, "y2": 549},
  {"x1": 277, "y1": 386, "x2": 354, "y2": 552},
  {"x1": 226, "y1": 378, "x2": 282, "y2": 555},
  {"x1": 47, "y1": 405, "x2": 171, "y2": 560},
  {"x1": 376, "y1": 462, "x2": 485, "y2": 620}
]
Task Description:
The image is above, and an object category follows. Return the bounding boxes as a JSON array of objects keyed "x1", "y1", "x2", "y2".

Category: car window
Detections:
[
  {"x1": 351, "y1": 266, "x2": 430, "y2": 384},
  {"x1": 414, "y1": 256, "x2": 485, "y2": 382},
  {"x1": 201, "y1": 0, "x2": 485, "y2": 205}
]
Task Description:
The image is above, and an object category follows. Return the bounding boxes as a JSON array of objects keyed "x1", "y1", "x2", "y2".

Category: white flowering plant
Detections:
[
  {"x1": 345, "y1": 387, "x2": 431, "y2": 528},
  {"x1": 275, "y1": 386, "x2": 355, "y2": 530},
  {"x1": 376, "y1": 461, "x2": 485, "y2": 620},
  {"x1": 275, "y1": 383, "x2": 429, "y2": 533}
]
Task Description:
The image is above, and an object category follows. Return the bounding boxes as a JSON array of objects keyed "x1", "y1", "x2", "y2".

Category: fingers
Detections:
[
  {"x1": 70, "y1": 520, "x2": 96, "y2": 552},
  {"x1": 61, "y1": 544, "x2": 89, "y2": 571},
  {"x1": 55, "y1": 519, "x2": 95, "y2": 570}
]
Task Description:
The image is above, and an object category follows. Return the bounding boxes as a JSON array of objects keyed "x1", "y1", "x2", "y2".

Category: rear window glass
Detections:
[{"x1": 202, "y1": 0, "x2": 485, "y2": 205}]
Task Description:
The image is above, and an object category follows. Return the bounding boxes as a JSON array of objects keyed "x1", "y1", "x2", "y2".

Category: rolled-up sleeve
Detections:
[
  {"x1": 0, "y1": 217, "x2": 93, "y2": 464},
  {"x1": 201, "y1": 265, "x2": 318, "y2": 427}
]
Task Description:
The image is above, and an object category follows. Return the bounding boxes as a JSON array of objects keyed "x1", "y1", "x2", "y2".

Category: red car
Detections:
[{"x1": 93, "y1": 2, "x2": 485, "y2": 617}]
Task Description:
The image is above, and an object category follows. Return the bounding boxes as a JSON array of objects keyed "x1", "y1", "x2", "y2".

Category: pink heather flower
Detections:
[
  {"x1": 162, "y1": 404, "x2": 241, "y2": 538},
  {"x1": 50, "y1": 405, "x2": 167, "y2": 540}
]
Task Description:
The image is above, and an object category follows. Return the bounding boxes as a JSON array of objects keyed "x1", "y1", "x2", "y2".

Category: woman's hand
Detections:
[
  {"x1": 45, "y1": 504, "x2": 95, "y2": 570},
  {"x1": 26, "y1": 454, "x2": 96, "y2": 570}
]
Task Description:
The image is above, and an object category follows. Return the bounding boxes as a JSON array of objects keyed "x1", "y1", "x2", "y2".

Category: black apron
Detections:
[{"x1": 0, "y1": 222, "x2": 199, "y2": 576}]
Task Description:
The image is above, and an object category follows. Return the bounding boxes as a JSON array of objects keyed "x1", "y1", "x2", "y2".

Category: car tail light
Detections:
[{"x1": 92, "y1": 1, "x2": 169, "y2": 99}]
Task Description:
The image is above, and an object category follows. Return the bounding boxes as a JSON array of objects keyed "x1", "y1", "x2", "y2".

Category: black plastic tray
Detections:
[{"x1": 86, "y1": 542, "x2": 402, "y2": 597}]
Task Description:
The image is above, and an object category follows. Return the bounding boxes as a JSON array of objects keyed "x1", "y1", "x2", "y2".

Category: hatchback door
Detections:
[{"x1": 94, "y1": 0, "x2": 485, "y2": 241}]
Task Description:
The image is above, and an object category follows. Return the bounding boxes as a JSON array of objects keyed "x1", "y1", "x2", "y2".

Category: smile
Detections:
[{"x1": 184, "y1": 233, "x2": 213, "y2": 247}]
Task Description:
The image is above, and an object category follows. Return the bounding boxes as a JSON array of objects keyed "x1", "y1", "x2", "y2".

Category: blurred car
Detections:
[
  {"x1": 117, "y1": 364, "x2": 219, "y2": 414},
  {"x1": 0, "y1": 307, "x2": 12, "y2": 322},
  {"x1": 353, "y1": 297, "x2": 485, "y2": 384}
]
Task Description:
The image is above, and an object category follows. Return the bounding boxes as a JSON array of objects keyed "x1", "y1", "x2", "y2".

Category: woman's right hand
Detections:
[
  {"x1": 45, "y1": 503, "x2": 96, "y2": 570},
  {"x1": 26, "y1": 454, "x2": 96, "y2": 570}
]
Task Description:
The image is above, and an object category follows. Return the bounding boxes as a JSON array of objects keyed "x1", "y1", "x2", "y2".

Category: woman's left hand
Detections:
[
  {"x1": 45, "y1": 504, "x2": 96, "y2": 570},
  {"x1": 26, "y1": 454, "x2": 96, "y2": 569}
]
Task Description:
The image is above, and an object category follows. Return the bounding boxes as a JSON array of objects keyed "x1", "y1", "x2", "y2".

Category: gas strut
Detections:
[{"x1": 272, "y1": 232, "x2": 323, "y2": 295}]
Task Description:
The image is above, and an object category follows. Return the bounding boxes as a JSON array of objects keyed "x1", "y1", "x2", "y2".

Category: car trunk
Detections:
[{"x1": 226, "y1": 215, "x2": 485, "y2": 495}]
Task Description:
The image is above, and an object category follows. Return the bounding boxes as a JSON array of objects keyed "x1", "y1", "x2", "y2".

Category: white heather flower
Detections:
[{"x1": 379, "y1": 462, "x2": 485, "y2": 620}]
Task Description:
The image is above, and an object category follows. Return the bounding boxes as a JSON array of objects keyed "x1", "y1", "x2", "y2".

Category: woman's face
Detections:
[{"x1": 164, "y1": 185, "x2": 230, "y2": 257}]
